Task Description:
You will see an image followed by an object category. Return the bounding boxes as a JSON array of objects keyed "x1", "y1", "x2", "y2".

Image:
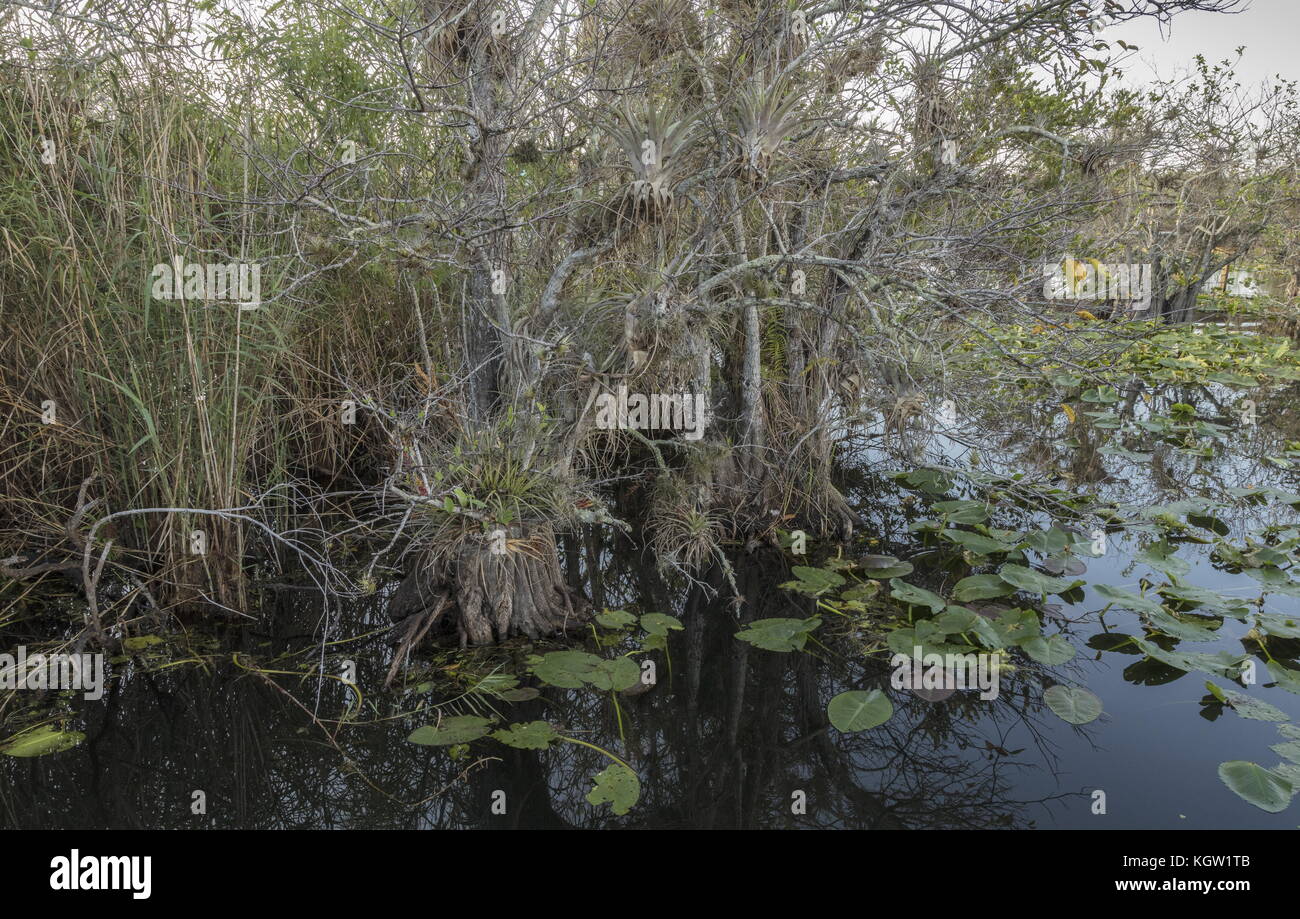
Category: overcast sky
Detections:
[{"x1": 1107, "y1": 0, "x2": 1300, "y2": 88}]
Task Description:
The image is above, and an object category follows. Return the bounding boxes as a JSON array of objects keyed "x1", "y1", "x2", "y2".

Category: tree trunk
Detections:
[{"x1": 391, "y1": 523, "x2": 590, "y2": 646}]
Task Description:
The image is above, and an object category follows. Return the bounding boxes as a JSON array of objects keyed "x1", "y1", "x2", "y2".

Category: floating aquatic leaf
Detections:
[
  {"x1": 1218, "y1": 761, "x2": 1293, "y2": 813},
  {"x1": 897, "y1": 468, "x2": 954, "y2": 494},
  {"x1": 1271, "y1": 741, "x2": 1300, "y2": 765},
  {"x1": 1186, "y1": 513, "x2": 1230, "y2": 536},
  {"x1": 1267, "y1": 661, "x2": 1300, "y2": 695},
  {"x1": 780, "y1": 565, "x2": 846, "y2": 596},
  {"x1": 1136, "y1": 540, "x2": 1191, "y2": 577},
  {"x1": 942, "y1": 529, "x2": 1016, "y2": 556},
  {"x1": 841, "y1": 582, "x2": 880, "y2": 602},
  {"x1": 1244, "y1": 566, "x2": 1300, "y2": 596},
  {"x1": 1206, "y1": 371, "x2": 1257, "y2": 387},
  {"x1": 734, "y1": 616, "x2": 820, "y2": 652},
  {"x1": 1080, "y1": 386, "x2": 1120, "y2": 404},
  {"x1": 1158, "y1": 583, "x2": 1250, "y2": 617},
  {"x1": 889, "y1": 579, "x2": 946, "y2": 613},
  {"x1": 932, "y1": 606, "x2": 979, "y2": 634},
  {"x1": 595, "y1": 608, "x2": 637, "y2": 629},
  {"x1": 858, "y1": 555, "x2": 913, "y2": 578},
  {"x1": 966, "y1": 615, "x2": 1006, "y2": 650},
  {"x1": 123, "y1": 634, "x2": 165, "y2": 651},
  {"x1": 1247, "y1": 545, "x2": 1292, "y2": 568},
  {"x1": 0, "y1": 725, "x2": 85, "y2": 758},
  {"x1": 1043, "y1": 685, "x2": 1103, "y2": 725},
  {"x1": 827, "y1": 689, "x2": 893, "y2": 732},
  {"x1": 995, "y1": 608, "x2": 1041, "y2": 644},
  {"x1": 997, "y1": 563, "x2": 1080, "y2": 597},
  {"x1": 931, "y1": 499, "x2": 989, "y2": 523},
  {"x1": 498, "y1": 687, "x2": 541, "y2": 702},
  {"x1": 408, "y1": 715, "x2": 494, "y2": 746},
  {"x1": 1093, "y1": 582, "x2": 1165, "y2": 615},
  {"x1": 587, "y1": 656, "x2": 641, "y2": 692},
  {"x1": 1228, "y1": 486, "x2": 1271, "y2": 506},
  {"x1": 953, "y1": 574, "x2": 1015, "y2": 602},
  {"x1": 586, "y1": 763, "x2": 640, "y2": 815},
  {"x1": 639, "y1": 612, "x2": 683, "y2": 636},
  {"x1": 533, "y1": 650, "x2": 604, "y2": 688},
  {"x1": 1022, "y1": 527, "x2": 1075, "y2": 555},
  {"x1": 1100, "y1": 442, "x2": 1153, "y2": 462},
  {"x1": 1087, "y1": 632, "x2": 1140, "y2": 654},
  {"x1": 1135, "y1": 639, "x2": 1246, "y2": 679},
  {"x1": 1206, "y1": 682, "x2": 1289, "y2": 722},
  {"x1": 1023, "y1": 634, "x2": 1076, "y2": 666},
  {"x1": 1273, "y1": 762, "x2": 1300, "y2": 786},
  {"x1": 1144, "y1": 608, "x2": 1222, "y2": 642},
  {"x1": 491, "y1": 721, "x2": 558, "y2": 750},
  {"x1": 1042, "y1": 556, "x2": 1087, "y2": 576},
  {"x1": 885, "y1": 628, "x2": 969, "y2": 658}
]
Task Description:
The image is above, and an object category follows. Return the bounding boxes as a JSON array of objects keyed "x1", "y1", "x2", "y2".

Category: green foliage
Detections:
[
  {"x1": 734, "y1": 617, "x2": 822, "y2": 652},
  {"x1": 586, "y1": 763, "x2": 640, "y2": 816},
  {"x1": 491, "y1": 721, "x2": 559, "y2": 750},
  {"x1": 827, "y1": 689, "x2": 893, "y2": 733},
  {"x1": 0, "y1": 725, "x2": 85, "y2": 757},
  {"x1": 407, "y1": 716, "x2": 494, "y2": 746},
  {"x1": 1218, "y1": 761, "x2": 1293, "y2": 813},
  {"x1": 1043, "y1": 685, "x2": 1103, "y2": 725}
]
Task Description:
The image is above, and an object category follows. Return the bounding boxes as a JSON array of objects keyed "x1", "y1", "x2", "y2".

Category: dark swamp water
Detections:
[{"x1": 3, "y1": 378, "x2": 1300, "y2": 830}]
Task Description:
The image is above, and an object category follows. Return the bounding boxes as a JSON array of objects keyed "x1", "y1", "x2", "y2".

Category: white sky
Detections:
[{"x1": 1107, "y1": 0, "x2": 1300, "y2": 88}]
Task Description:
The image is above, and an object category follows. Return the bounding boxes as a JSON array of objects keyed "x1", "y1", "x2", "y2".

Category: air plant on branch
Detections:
[
  {"x1": 607, "y1": 102, "x2": 701, "y2": 223},
  {"x1": 910, "y1": 54, "x2": 956, "y2": 150},
  {"x1": 620, "y1": 0, "x2": 703, "y2": 66},
  {"x1": 732, "y1": 76, "x2": 805, "y2": 179}
]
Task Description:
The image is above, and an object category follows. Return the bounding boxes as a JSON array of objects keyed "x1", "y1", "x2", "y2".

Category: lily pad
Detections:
[
  {"x1": 734, "y1": 617, "x2": 821, "y2": 652},
  {"x1": 0, "y1": 725, "x2": 85, "y2": 758},
  {"x1": 932, "y1": 499, "x2": 990, "y2": 523},
  {"x1": 586, "y1": 762, "x2": 640, "y2": 816},
  {"x1": 827, "y1": 689, "x2": 894, "y2": 732},
  {"x1": 1093, "y1": 583, "x2": 1165, "y2": 615},
  {"x1": 953, "y1": 574, "x2": 1016, "y2": 602},
  {"x1": 1022, "y1": 634, "x2": 1076, "y2": 666},
  {"x1": 1218, "y1": 761, "x2": 1293, "y2": 813},
  {"x1": 587, "y1": 656, "x2": 641, "y2": 692},
  {"x1": 595, "y1": 609, "x2": 637, "y2": 629},
  {"x1": 780, "y1": 566, "x2": 846, "y2": 596},
  {"x1": 942, "y1": 529, "x2": 1016, "y2": 556},
  {"x1": 533, "y1": 650, "x2": 604, "y2": 688},
  {"x1": 639, "y1": 613, "x2": 684, "y2": 636},
  {"x1": 1043, "y1": 685, "x2": 1103, "y2": 724},
  {"x1": 1206, "y1": 682, "x2": 1290, "y2": 722},
  {"x1": 408, "y1": 715, "x2": 494, "y2": 746},
  {"x1": 997, "y1": 563, "x2": 1080, "y2": 597},
  {"x1": 491, "y1": 720, "x2": 558, "y2": 749},
  {"x1": 858, "y1": 555, "x2": 914, "y2": 578},
  {"x1": 889, "y1": 579, "x2": 946, "y2": 613}
]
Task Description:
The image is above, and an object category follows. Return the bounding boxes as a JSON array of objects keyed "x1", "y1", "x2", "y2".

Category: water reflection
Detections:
[{"x1": 3, "y1": 377, "x2": 1299, "y2": 828}]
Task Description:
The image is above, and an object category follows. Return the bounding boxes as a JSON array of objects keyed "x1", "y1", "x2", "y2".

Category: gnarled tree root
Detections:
[
  {"x1": 388, "y1": 525, "x2": 590, "y2": 649},
  {"x1": 453, "y1": 527, "x2": 589, "y2": 646}
]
